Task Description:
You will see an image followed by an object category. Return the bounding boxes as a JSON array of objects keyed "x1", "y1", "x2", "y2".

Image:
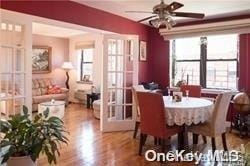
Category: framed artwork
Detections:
[
  {"x1": 139, "y1": 41, "x2": 147, "y2": 61},
  {"x1": 82, "y1": 74, "x2": 91, "y2": 82},
  {"x1": 32, "y1": 46, "x2": 52, "y2": 73}
]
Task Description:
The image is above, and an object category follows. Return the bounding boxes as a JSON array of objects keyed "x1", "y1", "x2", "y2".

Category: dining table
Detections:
[{"x1": 163, "y1": 96, "x2": 214, "y2": 149}]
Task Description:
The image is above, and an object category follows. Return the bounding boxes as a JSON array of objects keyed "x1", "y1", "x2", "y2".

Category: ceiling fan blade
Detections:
[
  {"x1": 165, "y1": 2, "x2": 184, "y2": 11},
  {"x1": 125, "y1": 11, "x2": 153, "y2": 13},
  {"x1": 138, "y1": 15, "x2": 157, "y2": 23},
  {"x1": 171, "y1": 12, "x2": 205, "y2": 18}
]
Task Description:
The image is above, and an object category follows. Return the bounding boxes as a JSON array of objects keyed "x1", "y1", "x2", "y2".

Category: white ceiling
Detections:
[
  {"x1": 73, "y1": 0, "x2": 250, "y2": 24},
  {"x1": 32, "y1": 22, "x2": 87, "y2": 38}
]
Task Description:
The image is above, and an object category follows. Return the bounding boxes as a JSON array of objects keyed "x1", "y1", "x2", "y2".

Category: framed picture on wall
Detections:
[
  {"x1": 139, "y1": 41, "x2": 147, "y2": 61},
  {"x1": 32, "y1": 46, "x2": 52, "y2": 74},
  {"x1": 82, "y1": 74, "x2": 91, "y2": 82}
]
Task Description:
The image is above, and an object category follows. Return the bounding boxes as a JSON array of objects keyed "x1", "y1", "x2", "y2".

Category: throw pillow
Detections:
[{"x1": 47, "y1": 85, "x2": 62, "y2": 94}]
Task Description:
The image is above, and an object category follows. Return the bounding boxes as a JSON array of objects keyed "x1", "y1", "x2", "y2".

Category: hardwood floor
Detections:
[{"x1": 38, "y1": 104, "x2": 250, "y2": 166}]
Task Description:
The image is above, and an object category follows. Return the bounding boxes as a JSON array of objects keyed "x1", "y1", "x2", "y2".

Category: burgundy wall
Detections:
[
  {"x1": 148, "y1": 28, "x2": 169, "y2": 88},
  {"x1": 1, "y1": 0, "x2": 161, "y2": 83},
  {"x1": 2, "y1": 1, "x2": 249, "y2": 91},
  {"x1": 239, "y1": 34, "x2": 250, "y2": 92}
]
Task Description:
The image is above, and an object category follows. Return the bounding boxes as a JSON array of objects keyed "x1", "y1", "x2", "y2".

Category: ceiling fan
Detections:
[{"x1": 126, "y1": 0, "x2": 205, "y2": 29}]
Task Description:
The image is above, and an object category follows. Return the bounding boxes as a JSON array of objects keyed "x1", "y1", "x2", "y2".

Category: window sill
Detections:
[
  {"x1": 170, "y1": 87, "x2": 239, "y2": 95},
  {"x1": 77, "y1": 81, "x2": 93, "y2": 85},
  {"x1": 201, "y1": 88, "x2": 238, "y2": 95}
]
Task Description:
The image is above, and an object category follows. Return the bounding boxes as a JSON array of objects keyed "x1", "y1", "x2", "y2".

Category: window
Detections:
[
  {"x1": 170, "y1": 34, "x2": 238, "y2": 90},
  {"x1": 79, "y1": 48, "x2": 93, "y2": 82}
]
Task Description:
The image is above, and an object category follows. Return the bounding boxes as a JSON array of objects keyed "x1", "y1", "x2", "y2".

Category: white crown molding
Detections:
[{"x1": 159, "y1": 18, "x2": 250, "y2": 39}]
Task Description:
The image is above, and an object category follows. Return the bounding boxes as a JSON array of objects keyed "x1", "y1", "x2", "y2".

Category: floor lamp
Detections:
[{"x1": 61, "y1": 62, "x2": 73, "y2": 89}]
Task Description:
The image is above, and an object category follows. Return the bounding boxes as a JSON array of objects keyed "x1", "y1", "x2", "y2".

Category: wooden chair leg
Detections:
[
  {"x1": 133, "y1": 121, "x2": 140, "y2": 138},
  {"x1": 154, "y1": 137, "x2": 158, "y2": 145},
  {"x1": 139, "y1": 133, "x2": 144, "y2": 155},
  {"x1": 202, "y1": 135, "x2": 207, "y2": 144},
  {"x1": 178, "y1": 132, "x2": 184, "y2": 150},
  {"x1": 193, "y1": 133, "x2": 198, "y2": 145},
  {"x1": 211, "y1": 137, "x2": 216, "y2": 153},
  {"x1": 158, "y1": 138, "x2": 162, "y2": 145},
  {"x1": 161, "y1": 139, "x2": 166, "y2": 153},
  {"x1": 166, "y1": 137, "x2": 171, "y2": 146},
  {"x1": 221, "y1": 133, "x2": 228, "y2": 151},
  {"x1": 143, "y1": 134, "x2": 148, "y2": 145}
]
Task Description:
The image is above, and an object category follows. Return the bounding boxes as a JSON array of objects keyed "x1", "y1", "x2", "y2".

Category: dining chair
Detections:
[
  {"x1": 180, "y1": 85, "x2": 201, "y2": 97},
  {"x1": 180, "y1": 84, "x2": 208, "y2": 143},
  {"x1": 136, "y1": 91, "x2": 183, "y2": 155},
  {"x1": 132, "y1": 85, "x2": 148, "y2": 138},
  {"x1": 188, "y1": 91, "x2": 232, "y2": 152}
]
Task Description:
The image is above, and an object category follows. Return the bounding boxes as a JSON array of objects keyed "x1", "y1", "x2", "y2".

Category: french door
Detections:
[
  {"x1": 101, "y1": 34, "x2": 139, "y2": 132},
  {"x1": 0, "y1": 10, "x2": 32, "y2": 119}
]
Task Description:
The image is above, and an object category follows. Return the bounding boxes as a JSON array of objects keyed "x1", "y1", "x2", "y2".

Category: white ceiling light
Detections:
[{"x1": 149, "y1": 17, "x2": 176, "y2": 29}]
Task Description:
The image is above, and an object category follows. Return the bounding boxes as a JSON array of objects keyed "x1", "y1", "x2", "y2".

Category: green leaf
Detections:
[
  {"x1": 30, "y1": 142, "x2": 42, "y2": 162},
  {"x1": 1, "y1": 152, "x2": 10, "y2": 164},
  {"x1": 0, "y1": 140, "x2": 11, "y2": 148},
  {"x1": 43, "y1": 108, "x2": 49, "y2": 118},
  {"x1": 0, "y1": 120, "x2": 10, "y2": 133},
  {"x1": 23, "y1": 105, "x2": 28, "y2": 115},
  {"x1": 48, "y1": 116, "x2": 63, "y2": 124}
]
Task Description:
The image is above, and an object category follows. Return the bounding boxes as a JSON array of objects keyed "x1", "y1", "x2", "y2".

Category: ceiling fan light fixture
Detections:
[
  {"x1": 131, "y1": 1, "x2": 204, "y2": 30},
  {"x1": 150, "y1": 17, "x2": 176, "y2": 29}
]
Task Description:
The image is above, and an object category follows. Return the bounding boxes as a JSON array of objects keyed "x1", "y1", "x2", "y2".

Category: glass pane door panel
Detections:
[
  {"x1": 125, "y1": 73, "x2": 133, "y2": 87},
  {"x1": 108, "y1": 56, "x2": 116, "y2": 71},
  {"x1": 1, "y1": 47, "x2": 13, "y2": 73},
  {"x1": 115, "y1": 89, "x2": 124, "y2": 105},
  {"x1": 116, "y1": 56, "x2": 124, "y2": 71},
  {"x1": 107, "y1": 105, "x2": 124, "y2": 121},
  {"x1": 125, "y1": 40, "x2": 134, "y2": 55},
  {"x1": 108, "y1": 89, "x2": 116, "y2": 103},
  {"x1": 125, "y1": 105, "x2": 133, "y2": 120},
  {"x1": 116, "y1": 73, "x2": 124, "y2": 88},
  {"x1": 15, "y1": 48, "x2": 25, "y2": 72},
  {"x1": 0, "y1": 99, "x2": 8, "y2": 116},
  {"x1": 126, "y1": 55, "x2": 133, "y2": 71},
  {"x1": 108, "y1": 73, "x2": 116, "y2": 87},
  {"x1": 107, "y1": 105, "x2": 115, "y2": 119},
  {"x1": 1, "y1": 74, "x2": 13, "y2": 97},
  {"x1": 117, "y1": 40, "x2": 124, "y2": 55},
  {"x1": 13, "y1": 25, "x2": 24, "y2": 46},
  {"x1": 13, "y1": 98, "x2": 24, "y2": 115},
  {"x1": 124, "y1": 89, "x2": 132, "y2": 104},
  {"x1": 14, "y1": 74, "x2": 25, "y2": 96},
  {"x1": 108, "y1": 39, "x2": 116, "y2": 55}
]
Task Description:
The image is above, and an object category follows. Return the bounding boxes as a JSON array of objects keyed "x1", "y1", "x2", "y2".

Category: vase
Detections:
[{"x1": 7, "y1": 156, "x2": 36, "y2": 166}]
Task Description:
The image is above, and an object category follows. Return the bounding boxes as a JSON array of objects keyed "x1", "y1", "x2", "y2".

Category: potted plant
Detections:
[{"x1": 0, "y1": 106, "x2": 68, "y2": 166}]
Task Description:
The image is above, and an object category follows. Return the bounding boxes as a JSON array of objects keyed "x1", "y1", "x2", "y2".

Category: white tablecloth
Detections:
[{"x1": 163, "y1": 96, "x2": 213, "y2": 126}]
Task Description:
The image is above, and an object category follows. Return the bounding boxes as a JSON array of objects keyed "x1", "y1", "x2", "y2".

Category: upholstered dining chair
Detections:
[
  {"x1": 136, "y1": 91, "x2": 183, "y2": 155},
  {"x1": 132, "y1": 85, "x2": 147, "y2": 138},
  {"x1": 180, "y1": 85, "x2": 202, "y2": 97},
  {"x1": 188, "y1": 91, "x2": 232, "y2": 152},
  {"x1": 180, "y1": 84, "x2": 208, "y2": 143}
]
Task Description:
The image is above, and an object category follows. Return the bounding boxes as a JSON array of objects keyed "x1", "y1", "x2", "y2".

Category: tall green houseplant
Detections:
[{"x1": 0, "y1": 106, "x2": 68, "y2": 165}]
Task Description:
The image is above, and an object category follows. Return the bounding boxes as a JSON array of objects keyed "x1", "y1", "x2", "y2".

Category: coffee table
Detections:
[{"x1": 38, "y1": 101, "x2": 65, "y2": 119}]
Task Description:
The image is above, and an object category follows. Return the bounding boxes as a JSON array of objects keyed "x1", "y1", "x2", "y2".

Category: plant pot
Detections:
[{"x1": 7, "y1": 156, "x2": 36, "y2": 166}]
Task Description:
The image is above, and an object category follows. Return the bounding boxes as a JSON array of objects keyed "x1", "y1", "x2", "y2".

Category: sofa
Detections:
[{"x1": 32, "y1": 78, "x2": 69, "y2": 112}]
